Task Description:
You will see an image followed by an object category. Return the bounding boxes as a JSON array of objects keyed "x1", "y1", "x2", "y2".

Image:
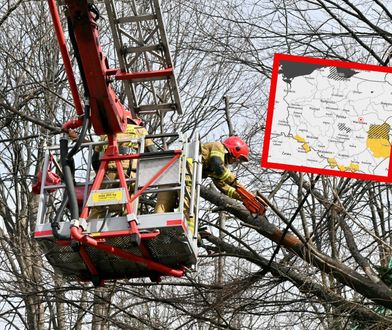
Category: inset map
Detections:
[{"x1": 261, "y1": 54, "x2": 392, "y2": 182}]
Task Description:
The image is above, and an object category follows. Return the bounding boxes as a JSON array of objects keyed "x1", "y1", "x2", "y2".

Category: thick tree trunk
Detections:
[{"x1": 200, "y1": 186, "x2": 392, "y2": 309}]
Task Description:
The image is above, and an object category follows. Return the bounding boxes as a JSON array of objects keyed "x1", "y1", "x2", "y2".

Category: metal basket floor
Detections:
[{"x1": 38, "y1": 225, "x2": 195, "y2": 282}]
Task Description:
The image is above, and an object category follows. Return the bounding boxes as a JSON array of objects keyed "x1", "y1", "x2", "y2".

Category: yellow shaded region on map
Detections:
[
  {"x1": 327, "y1": 158, "x2": 337, "y2": 168},
  {"x1": 367, "y1": 123, "x2": 391, "y2": 158},
  {"x1": 303, "y1": 143, "x2": 311, "y2": 153},
  {"x1": 327, "y1": 158, "x2": 360, "y2": 172},
  {"x1": 367, "y1": 139, "x2": 391, "y2": 158},
  {"x1": 349, "y1": 163, "x2": 360, "y2": 172},
  {"x1": 293, "y1": 135, "x2": 311, "y2": 153},
  {"x1": 294, "y1": 135, "x2": 306, "y2": 143},
  {"x1": 338, "y1": 164, "x2": 346, "y2": 171}
]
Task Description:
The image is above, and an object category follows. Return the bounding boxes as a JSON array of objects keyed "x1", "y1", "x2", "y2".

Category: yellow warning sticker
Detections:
[{"x1": 92, "y1": 191, "x2": 123, "y2": 203}]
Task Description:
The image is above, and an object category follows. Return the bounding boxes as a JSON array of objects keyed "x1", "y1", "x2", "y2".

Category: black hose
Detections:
[
  {"x1": 66, "y1": 15, "x2": 91, "y2": 158},
  {"x1": 60, "y1": 138, "x2": 79, "y2": 221},
  {"x1": 67, "y1": 16, "x2": 89, "y2": 99},
  {"x1": 56, "y1": 15, "x2": 91, "y2": 232},
  {"x1": 66, "y1": 13, "x2": 91, "y2": 157},
  {"x1": 57, "y1": 89, "x2": 89, "y2": 237},
  {"x1": 51, "y1": 192, "x2": 70, "y2": 240},
  {"x1": 68, "y1": 103, "x2": 90, "y2": 159},
  {"x1": 88, "y1": 3, "x2": 100, "y2": 21}
]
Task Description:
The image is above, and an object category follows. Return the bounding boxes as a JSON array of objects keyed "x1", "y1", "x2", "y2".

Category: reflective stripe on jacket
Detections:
[
  {"x1": 96, "y1": 124, "x2": 153, "y2": 152},
  {"x1": 96, "y1": 124, "x2": 153, "y2": 170},
  {"x1": 201, "y1": 142, "x2": 242, "y2": 201}
]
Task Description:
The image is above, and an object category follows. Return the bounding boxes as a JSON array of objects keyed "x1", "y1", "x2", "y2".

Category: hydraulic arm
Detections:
[
  {"x1": 52, "y1": 0, "x2": 182, "y2": 135},
  {"x1": 57, "y1": 0, "x2": 128, "y2": 134},
  {"x1": 34, "y1": 0, "x2": 198, "y2": 286}
]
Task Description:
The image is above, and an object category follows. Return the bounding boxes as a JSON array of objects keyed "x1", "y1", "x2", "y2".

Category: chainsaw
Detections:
[{"x1": 236, "y1": 185, "x2": 267, "y2": 215}]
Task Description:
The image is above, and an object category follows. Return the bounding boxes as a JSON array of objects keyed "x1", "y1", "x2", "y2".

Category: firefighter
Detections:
[
  {"x1": 154, "y1": 135, "x2": 250, "y2": 213},
  {"x1": 88, "y1": 116, "x2": 156, "y2": 219},
  {"x1": 91, "y1": 117, "x2": 156, "y2": 173}
]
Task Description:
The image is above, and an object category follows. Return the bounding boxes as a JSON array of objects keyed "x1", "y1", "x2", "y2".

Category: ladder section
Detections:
[{"x1": 104, "y1": 0, "x2": 182, "y2": 117}]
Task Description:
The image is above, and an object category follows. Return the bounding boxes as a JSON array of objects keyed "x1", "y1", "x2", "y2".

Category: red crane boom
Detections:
[{"x1": 33, "y1": 0, "x2": 200, "y2": 286}]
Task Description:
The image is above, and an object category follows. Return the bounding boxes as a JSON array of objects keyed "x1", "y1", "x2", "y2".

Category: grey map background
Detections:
[{"x1": 267, "y1": 60, "x2": 392, "y2": 178}]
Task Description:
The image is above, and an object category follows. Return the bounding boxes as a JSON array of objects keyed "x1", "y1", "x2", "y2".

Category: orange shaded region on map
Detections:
[{"x1": 367, "y1": 123, "x2": 391, "y2": 158}]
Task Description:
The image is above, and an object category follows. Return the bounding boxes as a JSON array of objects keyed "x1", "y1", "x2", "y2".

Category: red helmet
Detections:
[{"x1": 223, "y1": 136, "x2": 249, "y2": 161}]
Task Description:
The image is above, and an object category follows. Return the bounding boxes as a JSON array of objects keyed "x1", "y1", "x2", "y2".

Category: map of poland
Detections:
[{"x1": 262, "y1": 54, "x2": 392, "y2": 182}]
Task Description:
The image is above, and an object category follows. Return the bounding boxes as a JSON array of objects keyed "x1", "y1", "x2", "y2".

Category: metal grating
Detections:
[
  {"x1": 36, "y1": 226, "x2": 194, "y2": 281},
  {"x1": 41, "y1": 242, "x2": 90, "y2": 279},
  {"x1": 138, "y1": 156, "x2": 180, "y2": 187},
  {"x1": 85, "y1": 235, "x2": 148, "y2": 279},
  {"x1": 146, "y1": 227, "x2": 195, "y2": 267}
]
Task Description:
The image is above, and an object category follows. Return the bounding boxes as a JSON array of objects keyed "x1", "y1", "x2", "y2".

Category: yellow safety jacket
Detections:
[
  {"x1": 96, "y1": 124, "x2": 154, "y2": 171},
  {"x1": 200, "y1": 142, "x2": 242, "y2": 201}
]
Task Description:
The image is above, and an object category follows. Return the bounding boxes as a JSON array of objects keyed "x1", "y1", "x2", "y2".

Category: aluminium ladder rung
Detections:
[
  {"x1": 137, "y1": 103, "x2": 178, "y2": 114},
  {"x1": 123, "y1": 44, "x2": 163, "y2": 54},
  {"x1": 116, "y1": 14, "x2": 156, "y2": 24},
  {"x1": 104, "y1": 0, "x2": 183, "y2": 117}
]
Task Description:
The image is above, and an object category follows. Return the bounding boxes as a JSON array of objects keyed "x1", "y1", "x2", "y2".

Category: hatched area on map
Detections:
[{"x1": 267, "y1": 60, "x2": 392, "y2": 177}]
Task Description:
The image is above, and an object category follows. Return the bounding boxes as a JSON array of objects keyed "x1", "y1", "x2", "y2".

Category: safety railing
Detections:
[{"x1": 35, "y1": 133, "x2": 201, "y2": 239}]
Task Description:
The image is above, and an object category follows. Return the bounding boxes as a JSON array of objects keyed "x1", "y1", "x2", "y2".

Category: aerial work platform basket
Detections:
[
  {"x1": 36, "y1": 0, "x2": 197, "y2": 285},
  {"x1": 33, "y1": 134, "x2": 202, "y2": 285}
]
